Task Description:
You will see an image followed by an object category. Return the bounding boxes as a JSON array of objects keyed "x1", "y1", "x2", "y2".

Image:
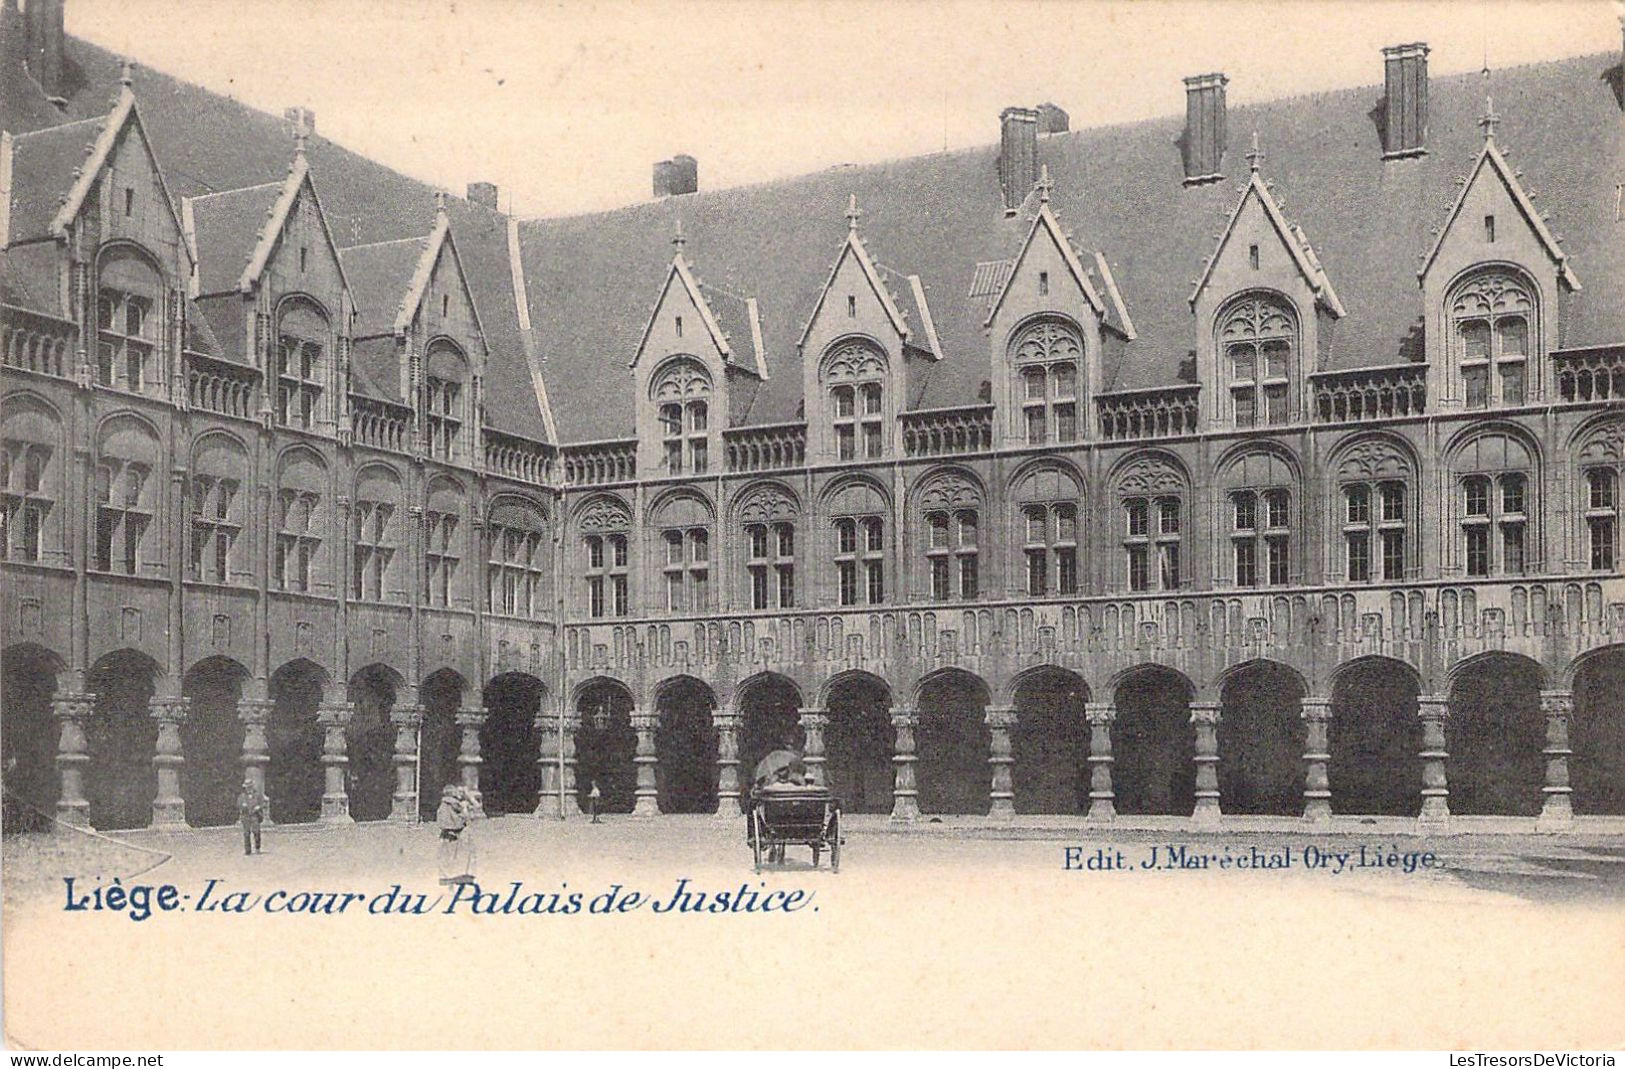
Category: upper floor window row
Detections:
[{"x1": 1452, "y1": 269, "x2": 1532, "y2": 410}]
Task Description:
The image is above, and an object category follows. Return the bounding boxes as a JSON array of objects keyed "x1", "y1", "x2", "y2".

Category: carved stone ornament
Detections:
[{"x1": 576, "y1": 495, "x2": 632, "y2": 534}]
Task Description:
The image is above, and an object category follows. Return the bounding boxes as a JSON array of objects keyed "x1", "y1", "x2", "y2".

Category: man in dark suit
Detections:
[{"x1": 237, "y1": 778, "x2": 266, "y2": 855}]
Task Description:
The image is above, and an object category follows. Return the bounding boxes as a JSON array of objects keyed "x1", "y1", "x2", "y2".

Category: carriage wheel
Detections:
[
  {"x1": 830, "y1": 811, "x2": 841, "y2": 873},
  {"x1": 812, "y1": 844, "x2": 821, "y2": 868},
  {"x1": 751, "y1": 810, "x2": 763, "y2": 874}
]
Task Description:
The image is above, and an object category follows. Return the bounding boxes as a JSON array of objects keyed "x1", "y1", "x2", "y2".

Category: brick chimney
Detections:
[
  {"x1": 1036, "y1": 102, "x2": 1070, "y2": 135},
  {"x1": 1381, "y1": 43, "x2": 1429, "y2": 158},
  {"x1": 1182, "y1": 73, "x2": 1228, "y2": 184},
  {"x1": 653, "y1": 155, "x2": 697, "y2": 197},
  {"x1": 466, "y1": 182, "x2": 499, "y2": 210},
  {"x1": 23, "y1": 0, "x2": 66, "y2": 103},
  {"x1": 998, "y1": 106, "x2": 1038, "y2": 211}
]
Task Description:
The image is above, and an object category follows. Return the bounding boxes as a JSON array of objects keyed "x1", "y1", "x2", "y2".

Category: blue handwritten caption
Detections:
[
  {"x1": 1063, "y1": 842, "x2": 1442, "y2": 875},
  {"x1": 62, "y1": 876, "x2": 817, "y2": 922}
]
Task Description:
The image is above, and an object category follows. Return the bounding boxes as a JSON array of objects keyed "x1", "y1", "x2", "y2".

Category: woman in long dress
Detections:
[{"x1": 437, "y1": 785, "x2": 475, "y2": 885}]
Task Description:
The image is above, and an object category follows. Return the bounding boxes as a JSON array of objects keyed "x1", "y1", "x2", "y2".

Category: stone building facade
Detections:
[{"x1": 3, "y1": 4, "x2": 1622, "y2": 832}]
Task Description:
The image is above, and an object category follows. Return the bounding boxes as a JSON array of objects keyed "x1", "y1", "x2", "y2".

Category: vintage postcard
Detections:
[{"x1": 2, "y1": 0, "x2": 1623, "y2": 1053}]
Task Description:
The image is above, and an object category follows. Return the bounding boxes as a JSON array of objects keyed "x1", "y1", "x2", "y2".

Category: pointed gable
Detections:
[
  {"x1": 239, "y1": 157, "x2": 351, "y2": 302},
  {"x1": 798, "y1": 208, "x2": 911, "y2": 351},
  {"x1": 400, "y1": 209, "x2": 490, "y2": 358},
  {"x1": 986, "y1": 200, "x2": 1108, "y2": 327},
  {"x1": 1190, "y1": 156, "x2": 1346, "y2": 317}
]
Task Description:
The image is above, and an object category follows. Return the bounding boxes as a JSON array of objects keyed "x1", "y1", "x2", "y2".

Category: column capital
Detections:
[
  {"x1": 1539, "y1": 690, "x2": 1574, "y2": 715},
  {"x1": 889, "y1": 708, "x2": 919, "y2": 729},
  {"x1": 1084, "y1": 701, "x2": 1116, "y2": 725},
  {"x1": 1417, "y1": 694, "x2": 1450, "y2": 717},
  {"x1": 317, "y1": 702, "x2": 355, "y2": 728},
  {"x1": 712, "y1": 710, "x2": 741, "y2": 728},
  {"x1": 454, "y1": 708, "x2": 487, "y2": 729},
  {"x1": 147, "y1": 696, "x2": 191, "y2": 723},
  {"x1": 389, "y1": 705, "x2": 425, "y2": 728},
  {"x1": 1300, "y1": 696, "x2": 1333, "y2": 721},
  {"x1": 984, "y1": 704, "x2": 1017, "y2": 729},
  {"x1": 1189, "y1": 700, "x2": 1221, "y2": 725},
  {"x1": 630, "y1": 709, "x2": 658, "y2": 732},
  {"x1": 52, "y1": 694, "x2": 96, "y2": 721},
  {"x1": 798, "y1": 709, "x2": 830, "y2": 728},
  {"x1": 563, "y1": 711, "x2": 584, "y2": 732},
  {"x1": 532, "y1": 711, "x2": 562, "y2": 732},
  {"x1": 237, "y1": 698, "x2": 275, "y2": 725}
]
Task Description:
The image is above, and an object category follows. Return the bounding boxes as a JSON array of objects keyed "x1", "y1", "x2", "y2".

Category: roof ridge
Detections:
[
  {"x1": 185, "y1": 180, "x2": 282, "y2": 202},
  {"x1": 340, "y1": 235, "x2": 431, "y2": 252},
  {"x1": 11, "y1": 116, "x2": 104, "y2": 141}
]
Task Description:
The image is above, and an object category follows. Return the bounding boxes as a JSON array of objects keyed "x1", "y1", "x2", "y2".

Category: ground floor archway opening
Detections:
[
  {"x1": 916, "y1": 669, "x2": 990, "y2": 816},
  {"x1": 1572, "y1": 645, "x2": 1625, "y2": 815},
  {"x1": 86, "y1": 650, "x2": 160, "y2": 830},
  {"x1": 1, "y1": 644, "x2": 61, "y2": 833},
  {"x1": 1112, "y1": 666, "x2": 1194, "y2": 816},
  {"x1": 824, "y1": 673, "x2": 892, "y2": 814},
  {"x1": 1449, "y1": 654, "x2": 1545, "y2": 817},
  {"x1": 736, "y1": 673, "x2": 803, "y2": 808},
  {"x1": 419, "y1": 669, "x2": 466, "y2": 821},
  {"x1": 180, "y1": 656, "x2": 248, "y2": 827},
  {"x1": 575, "y1": 679, "x2": 636, "y2": 814},
  {"x1": 1011, "y1": 668, "x2": 1089, "y2": 815},
  {"x1": 1218, "y1": 661, "x2": 1306, "y2": 816},
  {"x1": 655, "y1": 676, "x2": 718, "y2": 813},
  {"x1": 346, "y1": 664, "x2": 401, "y2": 822},
  {"x1": 268, "y1": 659, "x2": 325, "y2": 824},
  {"x1": 481, "y1": 673, "x2": 543, "y2": 815},
  {"x1": 1328, "y1": 657, "x2": 1420, "y2": 817}
]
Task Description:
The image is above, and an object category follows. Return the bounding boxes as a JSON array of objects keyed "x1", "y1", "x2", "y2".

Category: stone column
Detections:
[
  {"x1": 1190, "y1": 700, "x2": 1222, "y2": 829},
  {"x1": 316, "y1": 702, "x2": 355, "y2": 824},
  {"x1": 237, "y1": 698, "x2": 273, "y2": 800},
  {"x1": 799, "y1": 708, "x2": 829, "y2": 787},
  {"x1": 148, "y1": 696, "x2": 190, "y2": 830},
  {"x1": 985, "y1": 705, "x2": 1016, "y2": 820},
  {"x1": 1300, "y1": 696, "x2": 1333, "y2": 825},
  {"x1": 1084, "y1": 701, "x2": 1116, "y2": 824},
  {"x1": 562, "y1": 712, "x2": 581, "y2": 813},
  {"x1": 455, "y1": 708, "x2": 486, "y2": 818},
  {"x1": 1537, "y1": 690, "x2": 1574, "y2": 831},
  {"x1": 714, "y1": 711, "x2": 741, "y2": 817},
  {"x1": 535, "y1": 709, "x2": 561, "y2": 817},
  {"x1": 890, "y1": 708, "x2": 920, "y2": 822},
  {"x1": 631, "y1": 708, "x2": 659, "y2": 817},
  {"x1": 52, "y1": 693, "x2": 95, "y2": 828},
  {"x1": 1417, "y1": 694, "x2": 1451, "y2": 829},
  {"x1": 389, "y1": 705, "x2": 423, "y2": 822}
]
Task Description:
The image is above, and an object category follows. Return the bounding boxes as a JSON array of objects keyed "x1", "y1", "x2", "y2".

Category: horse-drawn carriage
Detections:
[{"x1": 746, "y1": 749, "x2": 843, "y2": 873}]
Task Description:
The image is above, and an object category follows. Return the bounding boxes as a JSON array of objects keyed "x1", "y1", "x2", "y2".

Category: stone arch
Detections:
[
  {"x1": 652, "y1": 673, "x2": 718, "y2": 813},
  {"x1": 1, "y1": 643, "x2": 64, "y2": 832},
  {"x1": 352, "y1": 463, "x2": 405, "y2": 602},
  {"x1": 346, "y1": 663, "x2": 403, "y2": 822},
  {"x1": 1008, "y1": 665, "x2": 1090, "y2": 815},
  {"x1": 1111, "y1": 663, "x2": 1196, "y2": 816},
  {"x1": 821, "y1": 669, "x2": 893, "y2": 814},
  {"x1": 735, "y1": 671, "x2": 803, "y2": 807},
  {"x1": 574, "y1": 675, "x2": 636, "y2": 814},
  {"x1": 818, "y1": 334, "x2": 889, "y2": 381},
  {"x1": 1107, "y1": 448, "x2": 1193, "y2": 497},
  {"x1": 915, "y1": 667, "x2": 992, "y2": 816},
  {"x1": 188, "y1": 431, "x2": 251, "y2": 583},
  {"x1": 274, "y1": 443, "x2": 331, "y2": 595},
  {"x1": 268, "y1": 658, "x2": 328, "y2": 824},
  {"x1": 1443, "y1": 263, "x2": 1543, "y2": 405},
  {"x1": 1324, "y1": 430, "x2": 1422, "y2": 580},
  {"x1": 0, "y1": 392, "x2": 66, "y2": 565},
  {"x1": 419, "y1": 667, "x2": 467, "y2": 821},
  {"x1": 1327, "y1": 655, "x2": 1422, "y2": 817},
  {"x1": 1569, "y1": 644, "x2": 1625, "y2": 815},
  {"x1": 94, "y1": 411, "x2": 164, "y2": 579},
  {"x1": 424, "y1": 475, "x2": 469, "y2": 608},
  {"x1": 481, "y1": 671, "x2": 545, "y2": 815},
  {"x1": 1447, "y1": 651, "x2": 1546, "y2": 816},
  {"x1": 86, "y1": 648, "x2": 163, "y2": 830},
  {"x1": 180, "y1": 655, "x2": 250, "y2": 828},
  {"x1": 648, "y1": 353, "x2": 713, "y2": 402},
  {"x1": 1569, "y1": 413, "x2": 1624, "y2": 569},
  {"x1": 1214, "y1": 289, "x2": 1302, "y2": 426},
  {"x1": 1216, "y1": 659, "x2": 1307, "y2": 816}
]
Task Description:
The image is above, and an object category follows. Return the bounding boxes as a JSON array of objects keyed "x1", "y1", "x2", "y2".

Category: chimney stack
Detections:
[
  {"x1": 1036, "y1": 102, "x2": 1070, "y2": 135},
  {"x1": 283, "y1": 106, "x2": 316, "y2": 136},
  {"x1": 23, "y1": 0, "x2": 65, "y2": 103},
  {"x1": 1182, "y1": 73, "x2": 1228, "y2": 184},
  {"x1": 1381, "y1": 43, "x2": 1429, "y2": 158},
  {"x1": 998, "y1": 106, "x2": 1039, "y2": 211},
  {"x1": 653, "y1": 155, "x2": 698, "y2": 198},
  {"x1": 466, "y1": 182, "x2": 499, "y2": 210}
]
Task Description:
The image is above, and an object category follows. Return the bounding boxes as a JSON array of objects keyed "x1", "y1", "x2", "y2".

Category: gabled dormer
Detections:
[
  {"x1": 985, "y1": 169, "x2": 1131, "y2": 448},
  {"x1": 188, "y1": 125, "x2": 354, "y2": 433},
  {"x1": 799, "y1": 196, "x2": 924, "y2": 463},
  {"x1": 7, "y1": 64, "x2": 193, "y2": 398},
  {"x1": 631, "y1": 222, "x2": 764, "y2": 478},
  {"x1": 1190, "y1": 138, "x2": 1345, "y2": 429},
  {"x1": 1418, "y1": 99, "x2": 1582, "y2": 411}
]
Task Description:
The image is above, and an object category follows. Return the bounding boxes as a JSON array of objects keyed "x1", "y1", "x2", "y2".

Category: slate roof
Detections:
[
  {"x1": 4, "y1": 33, "x2": 1620, "y2": 448},
  {"x1": 187, "y1": 182, "x2": 282, "y2": 297},
  {"x1": 340, "y1": 237, "x2": 426, "y2": 340},
  {"x1": 519, "y1": 51, "x2": 1624, "y2": 441}
]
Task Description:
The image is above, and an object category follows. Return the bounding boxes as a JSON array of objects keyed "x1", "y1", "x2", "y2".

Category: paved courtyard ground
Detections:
[{"x1": 4, "y1": 815, "x2": 1624, "y2": 1049}]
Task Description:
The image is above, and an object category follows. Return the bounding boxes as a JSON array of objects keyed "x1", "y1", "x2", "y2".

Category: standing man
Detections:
[{"x1": 238, "y1": 778, "x2": 266, "y2": 855}]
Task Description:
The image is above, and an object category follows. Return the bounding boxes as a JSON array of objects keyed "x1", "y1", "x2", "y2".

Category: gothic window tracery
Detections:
[
  {"x1": 738, "y1": 485, "x2": 797, "y2": 611},
  {"x1": 1115, "y1": 455, "x2": 1186, "y2": 592},
  {"x1": 1010, "y1": 319, "x2": 1081, "y2": 445},
  {"x1": 822, "y1": 342, "x2": 887, "y2": 460},
  {"x1": 488, "y1": 499, "x2": 548, "y2": 617},
  {"x1": 1450, "y1": 269, "x2": 1534, "y2": 409},
  {"x1": 189, "y1": 436, "x2": 247, "y2": 585},
  {"x1": 1334, "y1": 438, "x2": 1414, "y2": 583},
  {"x1": 651, "y1": 358, "x2": 711, "y2": 474},
  {"x1": 917, "y1": 473, "x2": 981, "y2": 602},
  {"x1": 1577, "y1": 419, "x2": 1624, "y2": 573},
  {"x1": 579, "y1": 497, "x2": 632, "y2": 618},
  {"x1": 96, "y1": 246, "x2": 161, "y2": 394},
  {"x1": 1219, "y1": 294, "x2": 1294, "y2": 428},
  {"x1": 424, "y1": 341, "x2": 468, "y2": 463},
  {"x1": 276, "y1": 299, "x2": 329, "y2": 431}
]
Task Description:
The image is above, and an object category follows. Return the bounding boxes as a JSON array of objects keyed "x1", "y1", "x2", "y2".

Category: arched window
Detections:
[
  {"x1": 424, "y1": 341, "x2": 468, "y2": 463},
  {"x1": 1452, "y1": 432, "x2": 1536, "y2": 578},
  {"x1": 0, "y1": 398, "x2": 59, "y2": 563},
  {"x1": 1450, "y1": 269, "x2": 1534, "y2": 409},
  {"x1": 276, "y1": 299, "x2": 329, "y2": 430},
  {"x1": 487, "y1": 499, "x2": 547, "y2": 617},
  {"x1": 1010, "y1": 319, "x2": 1081, "y2": 445},
  {"x1": 916, "y1": 471, "x2": 981, "y2": 602},
  {"x1": 96, "y1": 246, "x2": 162, "y2": 393},
  {"x1": 1574, "y1": 420, "x2": 1622, "y2": 574},
  {"x1": 578, "y1": 496, "x2": 632, "y2": 618},
  {"x1": 95, "y1": 416, "x2": 162, "y2": 576},
  {"x1": 738, "y1": 485, "x2": 798, "y2": 612},
  {"x1": 1219, "y1": 294, "x2": 1295, "y2": 428},
  {"x1": 190, "y1": 435, "x2": 247, "y2": 585},
  {"x1": 1219, "y1": 448, "x2": 1297, "y2": 588},
  {"x1": 424, "y1": 481, "x2": 465, "y2": 609},
  {"x1": 275, "y1": 449, "x2": 327, "y2": 593},
  {"x1": 822, "y1": 341, "x2": 887, "y2": 460},
  {"x1": 651, "y1": 358, "x2": 711, "y2": 475},
  {"x1": 649, "y1": 492, "x2": 711, "y2": 614},
  {"x1": 825, "y1": 477, "x2": 888, "y2": 606},
  {"x1": 1333, "y1": 438, "x2": 1415, "y2": 583},
  {"x1": 352, "y1": 467, "x2": 402, "y2": 601},
  {"x1": 1114, "y1": 454, "x2": 1187, "y2": 592}
]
